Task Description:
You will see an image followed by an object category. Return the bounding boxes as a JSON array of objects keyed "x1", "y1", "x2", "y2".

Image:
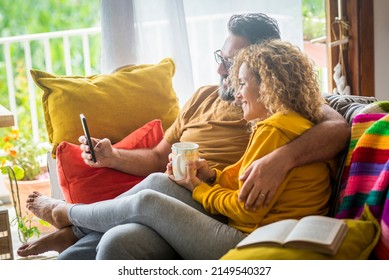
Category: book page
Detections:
[
  {"x1": 285, "y1": 216, "x2": 343, "y2": 245},
  {"x1": 237, "y1": 219, "x2": 297, "y2": 248}
]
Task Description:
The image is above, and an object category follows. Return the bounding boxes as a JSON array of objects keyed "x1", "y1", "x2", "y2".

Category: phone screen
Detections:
[{"x1": 80, "y1": 114, "x2": 97, "y2": 163}]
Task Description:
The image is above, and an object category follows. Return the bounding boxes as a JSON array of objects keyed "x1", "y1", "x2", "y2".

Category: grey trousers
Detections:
[{"x1": 58, "y1": 173, "x2": 245, "y2": 260}]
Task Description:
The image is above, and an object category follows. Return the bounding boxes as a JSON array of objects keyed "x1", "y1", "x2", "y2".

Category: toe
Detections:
[{"x1": 17, "y1": 244, "x2": 30, "y2": 257}]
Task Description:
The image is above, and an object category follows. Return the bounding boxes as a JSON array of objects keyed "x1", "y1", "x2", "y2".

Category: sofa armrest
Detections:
[{"x1": 46, "y1": 152, "x2": 64, "y2": 200}]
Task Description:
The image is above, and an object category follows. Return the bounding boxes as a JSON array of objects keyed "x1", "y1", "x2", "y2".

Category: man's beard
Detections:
[{"x1": 218, "y1": 76, "x2": 235, "y2": 102}]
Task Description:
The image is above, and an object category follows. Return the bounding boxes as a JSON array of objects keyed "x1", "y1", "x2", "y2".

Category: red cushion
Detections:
[{"x1": 56, "y1": 119, "x2": 164, "y2": 203}]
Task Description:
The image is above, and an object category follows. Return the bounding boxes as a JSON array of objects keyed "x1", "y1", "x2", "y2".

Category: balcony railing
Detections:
[{"x1": 0, "y1": 27, "x2": 101, "y2": 143}]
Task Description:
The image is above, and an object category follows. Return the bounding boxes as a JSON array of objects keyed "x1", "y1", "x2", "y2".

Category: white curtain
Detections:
[
  {"x1": 101, "y1": 0, "x2": 303, "y2": 106},
  {"x1": 101, "y1": 0, "x2": 137, "y2": 73}
]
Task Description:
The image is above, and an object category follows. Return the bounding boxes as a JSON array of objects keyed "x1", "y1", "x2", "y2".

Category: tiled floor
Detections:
[{"x1": 4, "y1": 203, "x2": 58, "y2": 260}]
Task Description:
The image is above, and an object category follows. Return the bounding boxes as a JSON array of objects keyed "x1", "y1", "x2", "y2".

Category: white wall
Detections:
[{"x1": 374, "y1": 0, "x2": 389, "y2": 100}]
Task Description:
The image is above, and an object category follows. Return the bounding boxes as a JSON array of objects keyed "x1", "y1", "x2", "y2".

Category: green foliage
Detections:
[
  {"x1": 1, "y1": 164, "x2": 24, "y2": 181},
  {"x1": 1, "y1": 165, "x2": 41, "y2": 243},
  {"x1": 1, "y1": 129, "x2": 47, "y2": 180},
  {"x1": 12, "y1": 213, "x2": 41, "y2": 244},
  {"x1": 0, "y1": 0, "x2": 100, "y2": 140},
  {"x1": 0, "y1": 0, "x2": 100, "y2": 37},
  {"x1": 302, "y1": 0, "x2": 326, "y2": 41}
]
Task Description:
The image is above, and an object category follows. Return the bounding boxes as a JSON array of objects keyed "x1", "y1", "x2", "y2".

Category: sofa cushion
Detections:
[
  {"x1": 56, "y1": 119, "x2": 164, "y2": 204},
  {"x1": 31, "y1": 58, "x2": 179, "y2": 157},
  {"x1": 221, "y1": 204, "x2": 380, "y2": 260}
]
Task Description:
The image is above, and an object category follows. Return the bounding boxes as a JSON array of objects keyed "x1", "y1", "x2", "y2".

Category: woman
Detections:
[{"x1": 18, "y1": 40, "x2": 331, "y2": 259}]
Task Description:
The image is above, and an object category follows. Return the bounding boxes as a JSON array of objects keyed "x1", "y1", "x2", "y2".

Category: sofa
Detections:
[{"x1": 33, "y1": 59, "x2": 388, "y2": 260}]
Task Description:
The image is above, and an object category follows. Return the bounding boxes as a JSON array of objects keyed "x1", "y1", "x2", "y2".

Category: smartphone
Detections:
[{"x1": 80, "y1": 114, "x2": 97, "y2": 163}]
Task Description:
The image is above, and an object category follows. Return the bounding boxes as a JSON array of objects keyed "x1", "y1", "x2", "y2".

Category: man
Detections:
[{"x1": 59, "y1": 13, "x2": 349, "y2": 259}]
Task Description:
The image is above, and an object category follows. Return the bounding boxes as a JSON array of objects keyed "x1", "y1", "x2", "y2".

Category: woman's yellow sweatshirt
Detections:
[{"x1": 192, "y1": 111, "x2": 332, "y2": 234}]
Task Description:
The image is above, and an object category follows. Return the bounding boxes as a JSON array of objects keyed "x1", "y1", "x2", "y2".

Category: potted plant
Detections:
[{"x1": 0, "y1": 129, "x2": 53, "y2": 242}]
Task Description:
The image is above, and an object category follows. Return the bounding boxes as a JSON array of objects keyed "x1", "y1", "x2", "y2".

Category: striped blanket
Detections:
[{"x1": 336, "y1": 113, "x2": 389, "y2": 259}]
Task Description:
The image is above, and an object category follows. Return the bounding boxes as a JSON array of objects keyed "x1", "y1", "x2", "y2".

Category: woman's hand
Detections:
[
  {"x1": 194, "y1": 158, "x2": 216, "y2": 183},
  {"x1": 165, "y1": 153, "x2": 174, "y2": 176},
  {"x1": 168, "y1": 161, "x2": 202, "y2": 192},
  {"x1": 167, "y1": 158, "x2": 215, "y2": 192}
]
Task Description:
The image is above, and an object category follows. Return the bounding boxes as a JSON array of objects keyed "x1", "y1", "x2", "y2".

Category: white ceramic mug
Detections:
[{"x1": 171, "y1": 142, "x2": 199, "y2": 180}]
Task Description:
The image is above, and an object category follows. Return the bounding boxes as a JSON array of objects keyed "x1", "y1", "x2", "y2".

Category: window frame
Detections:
[{"x1": 326, "y1": 0, "x2": 375, "y2": 97}]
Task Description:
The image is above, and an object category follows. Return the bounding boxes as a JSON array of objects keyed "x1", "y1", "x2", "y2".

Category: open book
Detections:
[{"x1": 237, "y1": 216, "x2": 348, "y2": 255}]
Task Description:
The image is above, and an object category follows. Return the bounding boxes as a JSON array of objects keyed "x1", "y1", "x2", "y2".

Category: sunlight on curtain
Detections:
[
  {"x1": 101, "y1": 0, "x2": 137, "y2": 74},
  {"x1": 101, "y1": 0, "x2": 302, "y2": 106}
]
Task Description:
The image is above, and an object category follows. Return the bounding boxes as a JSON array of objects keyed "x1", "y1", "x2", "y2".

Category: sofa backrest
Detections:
[{"x1": 323, "y1": 93, "x2": 378, "y2": 124}]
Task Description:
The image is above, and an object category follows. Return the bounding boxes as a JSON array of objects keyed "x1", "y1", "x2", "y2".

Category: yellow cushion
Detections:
[
  {"x1": 221, "y1": 205, "x2": 381, "y2": 260},
  {"x1": 31, "y1": 58, "x2": 179, "y2": 157}
]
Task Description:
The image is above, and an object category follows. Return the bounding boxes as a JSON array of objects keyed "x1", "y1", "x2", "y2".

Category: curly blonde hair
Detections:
[{"x1": 231, "y1": 40, "x2": 324, "y2": 124}]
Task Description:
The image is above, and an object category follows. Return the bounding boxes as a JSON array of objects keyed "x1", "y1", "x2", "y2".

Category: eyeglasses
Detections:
[{"x1": 214, "y1": 49, "x2": 233, "y2": 72}]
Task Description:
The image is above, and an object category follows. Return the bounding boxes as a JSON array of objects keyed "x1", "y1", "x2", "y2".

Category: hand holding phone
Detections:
[{"x1": 80, "y1": 114, "x2": 97, "y2": 163}]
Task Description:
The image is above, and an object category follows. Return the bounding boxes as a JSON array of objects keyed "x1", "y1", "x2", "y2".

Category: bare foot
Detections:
[
  {"x1": 26, "y1": 191, "x2": 72, "y2": 229},
  {"x1": 17, "y1": 227, "x2": 78, "y2": 257}
]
